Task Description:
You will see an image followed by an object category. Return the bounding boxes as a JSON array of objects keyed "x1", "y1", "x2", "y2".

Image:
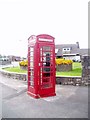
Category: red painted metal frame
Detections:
[{"x1": 27, "y1": 34, "x2": 56, "y2": 98}]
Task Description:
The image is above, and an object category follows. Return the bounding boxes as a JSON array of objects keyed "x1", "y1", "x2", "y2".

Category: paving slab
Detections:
[{"x1": 0, "y1": 74, "x2": 88, "y2": 118}]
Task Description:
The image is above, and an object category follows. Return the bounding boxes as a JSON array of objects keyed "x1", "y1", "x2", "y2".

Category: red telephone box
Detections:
[{"x1": 27, "y1": 34, "x2": 56, "y2": 98}]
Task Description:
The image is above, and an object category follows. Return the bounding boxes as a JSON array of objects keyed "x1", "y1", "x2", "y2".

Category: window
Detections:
[
  {"x1": 29, "y1": 46, "x2": 34, "y2": 87},
  {"x1": 62, "y1": 48, "x2": 71, "y2": 54},
  {"x1": 64, "y1": 48, "x2": 66, "y2": 50},
  {"x1": 40, "y1": 46, "x2": 53, "y2": 88},
  {"x1": 63, "y1": 48, "x2": 71, "y2": 51},
  {"x1": 67, "y1": 48, "x2": 70, "y2": 50}
]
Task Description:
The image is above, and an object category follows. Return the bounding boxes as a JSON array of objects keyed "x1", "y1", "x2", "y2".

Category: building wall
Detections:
[
  {"x1": 63, "y1": 56, "x2": 75, "y2": 60},
  {"x1": 63, "y1": 55, "x2": 81, "y2": 61}
]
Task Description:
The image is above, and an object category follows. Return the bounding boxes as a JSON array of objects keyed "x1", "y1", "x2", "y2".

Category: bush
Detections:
[
  {"x1": 19, "y1": 59, "x2": 73, "y2": 67},
  {"x1": 55, "y1": 58, "x2": 73, "y2": 65},
  {"x1": 19, "y1": 60, "x2": 28, "y2": 66}
]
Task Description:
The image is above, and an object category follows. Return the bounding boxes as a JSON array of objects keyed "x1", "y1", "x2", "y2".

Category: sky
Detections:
[{"x1": 0, "y1": 0, "x2": 88, "y2": 57}]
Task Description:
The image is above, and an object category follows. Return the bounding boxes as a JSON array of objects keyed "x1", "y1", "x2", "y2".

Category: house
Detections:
[
  {"x1": 7, "y1": 55, "x2": 21, "y2": 61},
  {"x1": 0, "y1": 55, "x2": 11, "y2": 65},
  {"x1": 55, "y1": 42, "x2": 88, "y2": 62}
]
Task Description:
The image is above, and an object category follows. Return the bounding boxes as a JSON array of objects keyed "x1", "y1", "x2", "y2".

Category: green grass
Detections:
[
  {"x1": 56, "y1": 68, "x2": 82, "y2": 76},
  {"x1": 3, "y1": 66, "x2": 27, "y2": 73},
  {"x1": 56, "y1": 62, "x2": 82, "y2": 76},
  {"x1": 3, "y1": 62, "x2": 82, "y2": 76}
]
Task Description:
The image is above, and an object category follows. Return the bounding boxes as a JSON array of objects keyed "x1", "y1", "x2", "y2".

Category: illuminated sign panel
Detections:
[{"x1": 38, "y1": 38, "x2": 53, "y2": 42}]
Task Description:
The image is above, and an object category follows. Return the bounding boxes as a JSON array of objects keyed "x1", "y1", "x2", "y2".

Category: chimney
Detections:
[{"x1": 76, "y1": 42, "x2": 79, "y2": 48}]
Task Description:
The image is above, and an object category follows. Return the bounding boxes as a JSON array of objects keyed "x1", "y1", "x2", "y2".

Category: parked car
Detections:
[{"x1": 72, "y1": 59, "x2": 81, "y2": 62}]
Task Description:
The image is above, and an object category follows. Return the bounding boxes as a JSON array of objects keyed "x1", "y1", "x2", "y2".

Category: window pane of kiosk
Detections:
[
  {"x1": 30, "y1": 62, "x2": 33, "y2": 67},
  {"x1": 43, "y1": 46, "x2": 51, "y2": 51},
  {"x1": 30, "y1": 47, "x2": 34, "y2": 52},
  {"x1": 41, "y1": 46, "x2": 53, "y2": 88},
  {"x1": 40, "y1": 48, "x2": 43, "y2": 56},
  {"x1": 43, "y1": 46, "x2": 53, "y2": 51},
  {"x1": 43, "y1": 52, "x2": 53, "y2": 57},
  {"x1": 30, "y1": 57, "x2": 33, "y2": 61},
  {"x1": 30, "y1": 52, "x2": 33, "y2": 56},
  {"x1": 30, "y1": 47, "x2": 34, "y2": 87},
  {"x1": 40, "y1": 47, "x2": 53, "y2": 57},
  {"x1": 30, "y1": 76, "x2": 34, "y2": 86},
  {"x1": 40, "y1": 57, "x2": 42, "y2": 62}
]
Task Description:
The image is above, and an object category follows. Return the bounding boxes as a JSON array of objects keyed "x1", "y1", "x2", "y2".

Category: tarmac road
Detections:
[{"x1": 0, "y1": 74, "x2": 88, "y2": 118}]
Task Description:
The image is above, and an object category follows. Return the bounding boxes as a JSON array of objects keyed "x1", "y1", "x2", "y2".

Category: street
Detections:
[{"x1": 0, "y1": 74, "x2": 88, "y2": 118}]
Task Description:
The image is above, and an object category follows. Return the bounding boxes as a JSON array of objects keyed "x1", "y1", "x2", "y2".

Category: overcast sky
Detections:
[{"x1": 0, "y1": 0, "x2": 88, "y2": 57}]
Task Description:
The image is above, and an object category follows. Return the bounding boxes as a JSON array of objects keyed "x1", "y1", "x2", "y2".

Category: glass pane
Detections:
[
  {"x1": 30, "y1": 75, "x2": 34, "y2": 86},
  {"x1": 43, "y1": 67, "x2": 50, "y2": 72},
  {"x1": 29, "y1": 46, "x2": 34, "y2": 87},
  {"x1": 30, "y1": 68, "x2": 34, "y2": 71},
  {"x1": 30, "y1": 81, "x2": 34, "y2": 86},
  {"x1": 43, "y1": 62, "x2": 46, "y2": 66},
  {"x1": 40, "y1": 49, "x2": 42, "y2": 56},
  {"x1": 43, "y1": 72, "x2": 50, "y2": 77},
  {"x1": 30, "y1": 52, "x2": 33, "y2": 56},
  {"x1": 31, "y1": 71, "x2": 34, "y2": 76},
  {"x1": 40, "y1": 48, "x2": 42, "y2": 51},
  {"x1": 30, "y1": 47, "x2": 34, "y2": 52},
  {"x1": 40, "y1": 57, "x2": 42, "y2": 62},
  {"x1": 42, "y1": 57, "x2": 53, "y2": 63},
  {"x1": 43, "y1": 57, "x2": 46, "y2": 62},
  {"x1": 43, "y1": 46, "x2": 52, "y2": 51},
  {"x1": 30, "y1": 76, "x2": 34, "y2": 80},
  {"x1": 43, "y1": 52, "x2": 50, "y2": 56},
  {"x1": 30, "y1": 62, "x2": 33, "y2": 67},
  {"x1": 30, "y1": 57, "x2": 33, "y2": 61},
  {"x1": 40, "y1": 68, "x2": 42, "y2": 72}
]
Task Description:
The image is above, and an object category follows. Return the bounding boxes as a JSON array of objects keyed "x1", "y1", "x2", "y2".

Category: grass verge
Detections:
[
  {"x1": 56, "y1": 62, "x2": 82, "y2": 76},
  {"x1": 2, "y1": 62, "x2": 82, "y2": 76},
  {"x1": 3, "y1": 66, "x2": 27, "y2": 73}
]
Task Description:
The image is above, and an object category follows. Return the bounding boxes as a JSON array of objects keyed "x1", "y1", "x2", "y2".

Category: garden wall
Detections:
[
  {"x1": 0, "y1": 69, "x2": 87, "y2": 86},
  {"x1": 0, "y1": 69, "x2": 27, "y2": 81},
  {"x1": 56, "y1": 76, "x2": 83, "y2": 86},
  {"x1": 20, "y1": 66, "x2": 27, "y2": 70},
  {"x1": 56, "y1": 64, "x2": 72, "y2": 72},
  {"x1": 81, "y1": 55, "x2": 90, "y2": 85}
]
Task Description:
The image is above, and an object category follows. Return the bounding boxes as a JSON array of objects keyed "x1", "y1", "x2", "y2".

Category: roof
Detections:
[
  {"x1": 55, "y1": 42, "x2": 88, "y2": 56},
  {"x1": 79, "y1": 49, "x2": 88, "y2": 56},
  {"x1": 55, "y1": 43, "x2": 80, "y2": 56}
]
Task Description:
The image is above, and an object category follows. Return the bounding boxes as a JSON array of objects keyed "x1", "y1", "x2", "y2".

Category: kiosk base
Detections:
[
  {"x1": 39, "y1": 93, "x2": 56, "y2": 98},
  {"x1": 27, "y1": 91, "x2": 40, "y2": 98},
  {"x1": 27, "y1": 91, "x2": 56, "y2": 99}
]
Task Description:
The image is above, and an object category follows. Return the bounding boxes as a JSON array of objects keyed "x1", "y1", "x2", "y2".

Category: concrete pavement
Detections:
[{"x1": 0, "y1": 74, "x2": 88, "y2": 118}]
